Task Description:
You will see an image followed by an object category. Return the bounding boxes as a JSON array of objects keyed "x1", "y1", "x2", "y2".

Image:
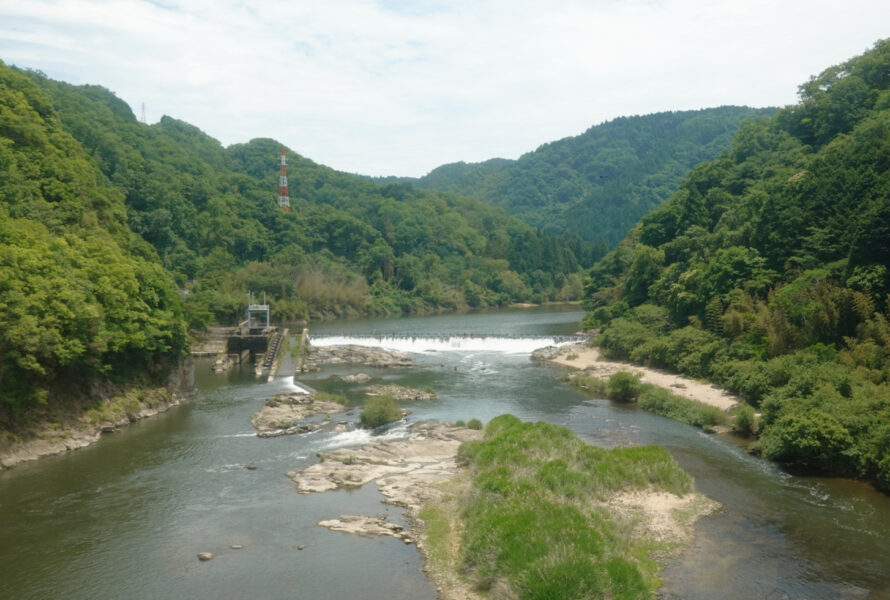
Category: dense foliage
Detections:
[
  {"x1": 0, "y1": 61, "x2": 187, "y2": 416},
  {"x1": 359, "y1": 395, "x2": 402, "y2": 428},
  {"x1": 22, "y1": 70, "x2": 591, "y2": 326},
  {"x1": 384, "y1": 107, "x2": 773, "y2": 249},
  {"x1": 454, "y1": 415, "x2": 692, "y2": 598},
  {"x1": 583, "y1": 40, "x2": 890, "y2": 488}
]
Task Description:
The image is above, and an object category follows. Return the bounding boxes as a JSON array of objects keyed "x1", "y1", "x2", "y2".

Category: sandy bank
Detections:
[{"x1": 544, "y1": 344, "x2": 738, "y2": 411}]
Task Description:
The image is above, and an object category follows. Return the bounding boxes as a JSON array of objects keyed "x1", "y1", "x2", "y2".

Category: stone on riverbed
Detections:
[
  {"x1": 328, "y1": 372, "x2": 374, "y2": 383},
  {"x1": 318, "y1": 515, "x2": 413, "y2": 543},
  {"x1": 365, "y1": 384, "x2": 437, "y2": 402}
]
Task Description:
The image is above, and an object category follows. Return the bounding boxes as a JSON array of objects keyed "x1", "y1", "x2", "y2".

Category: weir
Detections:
[{"x1": 307, "y1": 333, "x2": 586, "y2": 354}]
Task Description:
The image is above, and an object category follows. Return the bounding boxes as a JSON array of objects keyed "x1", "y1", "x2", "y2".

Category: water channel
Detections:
[{"x1": 1, "y1": 307, "x2": 888, "y2": 599}]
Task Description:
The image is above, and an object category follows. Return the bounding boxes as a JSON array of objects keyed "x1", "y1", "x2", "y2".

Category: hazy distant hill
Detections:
[{"x1": 381, "y1": 107, "x2": 775, "y2": 249}]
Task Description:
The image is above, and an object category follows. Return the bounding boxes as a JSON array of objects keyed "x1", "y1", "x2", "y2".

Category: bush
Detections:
[
  {"x1": 454, "y1": 419, "x2": 466, "y2": 427},
  {"x1": 733, "y1": 403, "x2": 757, "y2": 436},
  {"x1": 467, "y1": 418, "x2": 483, "y2": 430},
  {"x1": 608, "y1": 371, "x2": 642, "y2": 402},
  {"x1": 759, "y1": 410, "x2": 855, "y2": 473},
  {"x1": 359, "y1": 395, "x2": 402, "y2": 428}
]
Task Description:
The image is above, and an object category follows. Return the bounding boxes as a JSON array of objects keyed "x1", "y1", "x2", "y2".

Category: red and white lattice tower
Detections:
[{"x1": 277, "y1": 148, "x2": 291, "y2": 212}]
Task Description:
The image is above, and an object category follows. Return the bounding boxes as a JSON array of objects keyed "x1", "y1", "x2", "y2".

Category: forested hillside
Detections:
[
  {"x1": 0, "y1": 62, "x2": 187, "y2": 416},
  {"x1": 583, "y1": 40, "x2": 890, "y2": 488},
  {"x1": 383, "y1": 107, "x2": 774, "y2": 249},
  {"x1": 1, "y1": 60, "x2": 597, "y2": 418},
  {"x1": 20, "y1": 68, "x2": 594, "y2": 330}
]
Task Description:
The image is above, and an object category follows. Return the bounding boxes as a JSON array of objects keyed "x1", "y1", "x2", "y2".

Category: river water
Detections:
[{"x1": 1, "y1": 307, "x2": 888, "y2": 599}]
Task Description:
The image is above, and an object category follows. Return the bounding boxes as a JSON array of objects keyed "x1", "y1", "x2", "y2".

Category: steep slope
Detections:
[
  {"x1": 583, "y1": 40, "x2": 890, "y2": 488},
  {"x1": 384, "y1": 107, "x2": 774, "y2": 248},
  {"x1": 0, "y1": 61, "x2": 187, "y2": 417},
  {"x1": 22, "y1": 69, "x2": 591, "y2": 327}
]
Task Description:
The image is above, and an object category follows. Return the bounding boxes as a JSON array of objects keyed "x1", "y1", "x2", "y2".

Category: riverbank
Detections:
[
  {"x1": 538, "y1": 343, "x2": 738, "y2": 411},
  {"x1": 288, "y1": 417, "x2": 717, "y2": 599},
  {"x1": 0, "y1": 360, "x2": 194, "y2": 470}
]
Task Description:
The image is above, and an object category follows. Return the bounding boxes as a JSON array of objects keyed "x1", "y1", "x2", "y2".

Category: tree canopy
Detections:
[
  {"x1": 0, "y1": 61, "x2": 187, "y2": 415},
  {"x1": 583, "y1": 39, "x2": 890, "y2": 489}
]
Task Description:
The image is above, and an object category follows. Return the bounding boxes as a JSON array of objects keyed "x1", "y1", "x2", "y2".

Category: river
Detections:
[{"x1": 1, "y1": 307, "x2": 888, "y2": 599}]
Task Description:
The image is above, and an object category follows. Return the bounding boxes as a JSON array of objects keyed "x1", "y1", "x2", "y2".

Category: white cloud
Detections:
[{"x1": 1, "y1": 0, "x2": 888, "y2": 176}]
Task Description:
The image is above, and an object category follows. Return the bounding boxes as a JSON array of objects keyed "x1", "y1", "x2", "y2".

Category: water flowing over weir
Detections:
[
  {"x1": 2, "y1": 307, "x2": 889, "y2": 600},
  {"x1": 308, "y1": 333, "x2": 585, "y2": 354}
]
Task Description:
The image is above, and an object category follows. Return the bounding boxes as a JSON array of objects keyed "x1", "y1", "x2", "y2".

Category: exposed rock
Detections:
[
  {"x1": 251, "y1": 392, "x2": 346, "y2": 433},
  {"x1": 365, "y1": 384, "x2": 437, "y2": 402},
  {"x1": 0, "y1": 382, "x2": 190, "y2": 471},
  {"x1": 343, "y1": 373, "x2": 374, "y2": 383},
  {"x1": 318, "y1": 515, "x2": 413, "y2": 543},
  {"x1": 287, "y1": 421, "x2": 482, "y2": 504},
  {"x1": 197, "y1": 552, "x2": 214, "y2": 561},
  {"x1": 530, "y1": 342, "x2": 587, "y2": 363},
  {"x1": 304, "y1": 345, "x2": 413, "y2": 369},
  {"x1": 210, "y1": 354, "x2": 235, "y2": 373}
]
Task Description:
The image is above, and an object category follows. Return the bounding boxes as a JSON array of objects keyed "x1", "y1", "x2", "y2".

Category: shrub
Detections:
[
  {"x1": 454, "y1": 419, "x2": 466, "y2": 427},
  {"x1": 359, "y1": 395, "x2": 402, "y2": 428},
  {"x1": 565, "y1": 374, "x2": 608, "y2": 397},
  {"x1": 467, "y1": 418, "x2": 483, "y2": 430},
  {"x1": 608, "y1": 371, "x2": 642, "y2": 402},
  {"x1": 759, "y1": 410, "x2": 855, "y2": 472},
  {"x1": 733, "y1": 403, "x2": 757, "y2": 436}
]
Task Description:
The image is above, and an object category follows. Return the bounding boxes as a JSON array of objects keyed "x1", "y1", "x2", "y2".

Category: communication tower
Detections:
[{"x1": 277, "y1": 148, "x2": 291, "y2": 212}]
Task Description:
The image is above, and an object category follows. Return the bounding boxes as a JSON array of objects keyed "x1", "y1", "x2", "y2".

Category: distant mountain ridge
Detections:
[{"x1": 380, "y1": 106, "x2": 775, "y2": 249}]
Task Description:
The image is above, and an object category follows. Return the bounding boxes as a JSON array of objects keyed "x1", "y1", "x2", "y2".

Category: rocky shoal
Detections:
[
  {"x1": 302, "y1": 344, "x2": 414, "y2": 369},
  {"x1": 365, "y1": 384, "x2": 437, "y2": 402},
  {"x1": 251, "y1": 392, "x2": 348, "y2": 437}
]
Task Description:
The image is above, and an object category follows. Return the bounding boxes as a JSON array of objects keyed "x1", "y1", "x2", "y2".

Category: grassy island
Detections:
[{"x1": 419, "y1": 415, "x2": 715, "y2": 599}]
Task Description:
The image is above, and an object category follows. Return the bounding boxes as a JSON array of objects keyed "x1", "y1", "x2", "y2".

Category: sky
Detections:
[{"x1": 1, "y1": 1, "x2": 889, "y2": 178}]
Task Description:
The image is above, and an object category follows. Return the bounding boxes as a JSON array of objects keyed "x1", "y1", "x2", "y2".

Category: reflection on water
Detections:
[{"x1": 1, "y1": 306, "x2": 889, "y2": 599}]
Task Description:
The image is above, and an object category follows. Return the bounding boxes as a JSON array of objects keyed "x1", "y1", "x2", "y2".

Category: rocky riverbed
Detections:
[
  {"x1": 302, "y1": 344, "x2": 414, "y2": 369},
  {"x1": 287, "y1": 420, "x2": 480, "y2": 497},
  {"x1": 365, "y1": 384, "x2": 437, "y2": 402},
  {"x1": 251, "y1": 392, "x2": 348, "y2": 437}
]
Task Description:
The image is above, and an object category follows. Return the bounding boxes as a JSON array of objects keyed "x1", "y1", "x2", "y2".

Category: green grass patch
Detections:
[
  {"x1": 564, "y1": 374, "x2": 608, "y2": 397},
  {"x1": 637, "y1": 386, "x2": 729, "y2": 430},
  {"x1": 454, "y1": 415, "x2": 693, "y2": 598}
]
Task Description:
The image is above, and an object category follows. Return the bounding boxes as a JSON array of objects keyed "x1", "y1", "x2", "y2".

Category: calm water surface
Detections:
[{"x1": 1, "y1": 307, "x2": 888, "y2": 599}]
